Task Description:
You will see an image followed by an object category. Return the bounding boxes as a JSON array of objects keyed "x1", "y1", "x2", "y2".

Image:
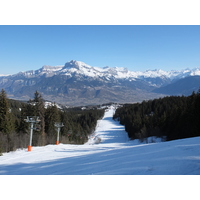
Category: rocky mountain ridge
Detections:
[
  {"x1": 8, "y1": 60, "x2": 200, "y2": 82},
  {"x1": 0, "y1": 60, "x2": 200, "y2": 105}
]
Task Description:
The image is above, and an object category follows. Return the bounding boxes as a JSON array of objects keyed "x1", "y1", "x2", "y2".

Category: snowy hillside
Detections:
[{"x1": 0, "y1": 106, "x2": 200, "y2": 175}]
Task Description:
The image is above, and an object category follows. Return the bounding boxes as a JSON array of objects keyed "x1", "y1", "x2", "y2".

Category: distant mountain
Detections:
[
  {"x1": 0, "y1": 60, "x2": 200, "y2": 105},
  {"x1": 153, "y1": 75, "x2": 200, "y2": 96}
]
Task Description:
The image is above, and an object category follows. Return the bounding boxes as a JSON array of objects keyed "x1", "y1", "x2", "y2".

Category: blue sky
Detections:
[{"x1": 0, "y1": 25, "x2": 200, "y2": 75}]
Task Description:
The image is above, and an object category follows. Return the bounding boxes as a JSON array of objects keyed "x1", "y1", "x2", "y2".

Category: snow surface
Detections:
[{"x1": 0, "y1": 106, "x2": 200, "y2": 175}]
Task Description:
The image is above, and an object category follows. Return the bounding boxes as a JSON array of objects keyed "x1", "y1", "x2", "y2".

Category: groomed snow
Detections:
[{"x1": 0, "y1": 106, "x2": 200, "y2": 175}]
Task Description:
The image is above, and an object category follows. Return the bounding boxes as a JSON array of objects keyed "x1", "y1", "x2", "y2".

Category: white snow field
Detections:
[{"x1": 0, "y1": 106, "x2": 200, "y2": 175}]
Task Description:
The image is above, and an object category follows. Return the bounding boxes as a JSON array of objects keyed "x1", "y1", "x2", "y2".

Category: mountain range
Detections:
[{"x1": 0, "y1": 60, "x2": 200, "y2": 106}]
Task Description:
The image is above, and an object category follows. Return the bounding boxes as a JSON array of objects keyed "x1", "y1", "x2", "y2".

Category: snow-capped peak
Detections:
[
  {"x1": 37, "y1": 65, "x2": 64, "y2": 76},
  {"x1": 60, "y1": 60, "x2": 102, "y2": 78},
  {"x1": 63, "y1": 60, "x2": 92, "y2": 70}
]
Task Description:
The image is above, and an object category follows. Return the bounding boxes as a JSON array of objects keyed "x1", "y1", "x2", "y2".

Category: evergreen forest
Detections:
[
  {"x1": 113, "y1": 90, "x2": 200, "y2": 142},
  {"x1": 0, "y1": 89, "x2": 105, "y2": 154}
]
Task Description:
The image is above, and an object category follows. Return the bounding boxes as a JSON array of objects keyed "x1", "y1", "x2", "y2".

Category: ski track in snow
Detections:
[{"x1": 0, "y1": 106, "x2": 200, "y2": 175}]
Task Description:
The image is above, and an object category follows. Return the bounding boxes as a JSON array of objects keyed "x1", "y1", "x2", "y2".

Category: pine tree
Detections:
[
  {"x1": 26, "y1": 91, "x2": 46, "y2": 145},
  {"x1": 45, "y1": 104, "x2": 60, "y2": 144},
  {"x1": 0, "y1": 89, "x2": 13, "y2": 133},
  {"x1": 31, "y1": 91, "x2": 46, "y2": 145}
]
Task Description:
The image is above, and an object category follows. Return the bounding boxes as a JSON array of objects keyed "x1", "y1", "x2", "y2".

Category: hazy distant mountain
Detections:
[
  {"x1": 153, "y1": 75, "x2": 200, "y2": 96},
  {"x1": 0, "y1": 60, "x2": 200, "y2": 105}
]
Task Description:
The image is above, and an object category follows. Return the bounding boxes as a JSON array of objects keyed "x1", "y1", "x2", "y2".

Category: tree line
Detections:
[
  {"x1": 113, "y1": 90, "x2": 200, "y2": 142},
  {"x1": 0, "y1": 89, "x2": 105, "y2": 154}
]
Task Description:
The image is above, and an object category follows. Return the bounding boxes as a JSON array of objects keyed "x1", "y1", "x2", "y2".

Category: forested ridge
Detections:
[
  {"x1": 113, "y1": 90, "x2": 200, "y2": 142},
  {"x1": 0, "y1": 89, "x2": 105, "y2": 154}
]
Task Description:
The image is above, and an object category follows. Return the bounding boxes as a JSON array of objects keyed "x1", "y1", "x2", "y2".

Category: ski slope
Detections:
[{"x1": 0, "y1": 106, "x2": 200, "y2": 175}]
